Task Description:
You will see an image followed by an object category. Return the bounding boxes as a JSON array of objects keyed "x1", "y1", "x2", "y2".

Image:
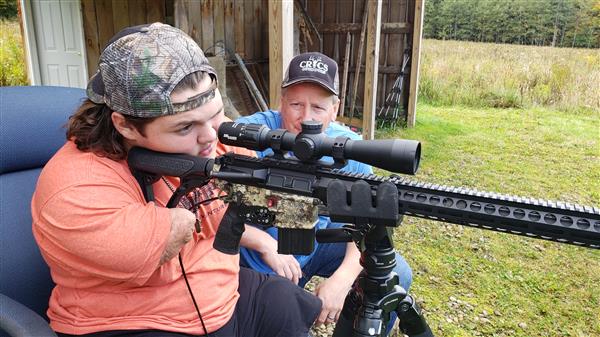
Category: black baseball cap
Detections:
[{"x1": 281, "y1": 52, "x2": 339, "y2": 96}]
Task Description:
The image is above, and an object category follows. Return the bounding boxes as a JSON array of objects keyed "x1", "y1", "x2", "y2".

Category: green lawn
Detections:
[{"x1": 377, "y1": 104, "x2": 599, "y2": 337}]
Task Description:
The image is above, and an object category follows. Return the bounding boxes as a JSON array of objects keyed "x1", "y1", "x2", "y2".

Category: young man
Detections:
[
  {"x1": 32, "y1": 23, "x2": 320, "y2": 337},
  {"x1": 235, "y1": 52, "x2": 413, "y2": 332}
]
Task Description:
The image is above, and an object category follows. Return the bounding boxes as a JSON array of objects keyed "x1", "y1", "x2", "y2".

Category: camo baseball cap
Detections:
[
  {"x1": 281, "y1": 52, "x2": 339, "y2": 96},
  {"x1": 87, "y1": 22, "x2": 217, "y2": 118}
]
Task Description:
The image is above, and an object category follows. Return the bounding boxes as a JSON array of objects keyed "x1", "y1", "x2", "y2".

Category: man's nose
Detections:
[{"x1": 301, "y1": 106, "x2": 312, "y2": 120}]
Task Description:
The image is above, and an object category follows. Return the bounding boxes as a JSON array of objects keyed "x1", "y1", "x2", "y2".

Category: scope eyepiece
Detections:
[{"x1": 218, "y1": 121, "x2": 420, "y2": 175}]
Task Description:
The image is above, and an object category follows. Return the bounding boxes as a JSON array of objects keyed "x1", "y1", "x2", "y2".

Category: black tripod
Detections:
[{"x1": 317, "y1": 180, "x2": 434, "y2": 337}]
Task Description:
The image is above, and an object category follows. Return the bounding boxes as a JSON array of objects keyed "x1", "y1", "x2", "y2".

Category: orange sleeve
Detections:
[{"x1": 35, "y1": 182, "x2": 171, "y2": 285}]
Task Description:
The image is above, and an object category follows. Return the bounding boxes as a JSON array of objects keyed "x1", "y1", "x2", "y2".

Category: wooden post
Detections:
[
  {"x1": 268, "y1": 0, "x2": 293, "y2": 109},
  {"x1": 348, "y1": 0, "x2": 368, "y2": 122},
  {"x1": 339, "y1": 32, "x2": 351, "y2": 118},
  {"x1": 362, "y1": 0, "x2": 382, "y2": 140},
  {"x1": 407, "y1": 0, "x2": 425, "y2": 128}
]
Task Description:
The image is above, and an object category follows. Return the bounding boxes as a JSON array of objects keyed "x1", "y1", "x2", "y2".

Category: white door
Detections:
[{"x1": 31, "y1": 0, "x2": 87, "y2": 88}]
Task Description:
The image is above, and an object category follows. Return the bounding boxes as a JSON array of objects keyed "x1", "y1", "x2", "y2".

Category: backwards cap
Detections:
[
  {"x1": 87, "y1": 22, "x2": 217, "y2": 118},
  {"x1": 281, "y1": 52, "x2": 339, "y2": 96}
]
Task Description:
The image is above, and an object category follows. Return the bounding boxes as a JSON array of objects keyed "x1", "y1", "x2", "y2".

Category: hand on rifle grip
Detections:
[{"x1": 213, "y1": 202, "x2": 246, "y2": 255}]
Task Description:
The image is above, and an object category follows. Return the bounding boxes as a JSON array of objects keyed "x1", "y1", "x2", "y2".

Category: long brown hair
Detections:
[{"x1": 67, "y1": 71, "x2": 210, "y2": 160}]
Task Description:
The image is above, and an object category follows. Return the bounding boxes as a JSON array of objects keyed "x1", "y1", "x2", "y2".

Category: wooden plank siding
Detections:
[
  {"x1": 95, "y1": 0, "x2": 114, "y2": 52},
  {"x1": 224, "y1": 0, "x2": 235, "y2": 55},
  {"x1": 200, "y1": 0, "x2": 213, "y2": 51},
  {"x1": 233, "y1": 0, "x2": 245, "y2": 55},
  {"x1": 81, "y1": 0, "x2": 422, "y2": 131},
  {"x1": 111, "y1": 0, "x2": 130, "y2": 32},
  {"x1": 81, "y1": 0, "x2": 100, "y2": 77},
  {"x1": 146, "y1": 0, "x2": 166, "y2": 23},
  {"x1": 82, "y1": 0, "x2": 169, "y2": 78},
  {"x1": 298, "y1": 0, "x2": 417, "y2": 134},
  {"x1": 213, "y1": 0, "x2": 225, "y2": 55}
]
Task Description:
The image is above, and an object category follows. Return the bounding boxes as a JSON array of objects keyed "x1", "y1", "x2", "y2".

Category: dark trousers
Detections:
[{"x1": 57, "y1": 267, "x2": 321, "y2": 337}]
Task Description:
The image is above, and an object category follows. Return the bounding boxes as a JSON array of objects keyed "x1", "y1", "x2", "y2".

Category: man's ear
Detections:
[
  {"x1": 330, "y1": 97, "x2": 341, "y2": 122},
  {"x1": 278, "y1": 94, "x2": 285, "y2": 112},
  {"x1": 111, "y1": 112, "x2": 140, "y2": 141}
]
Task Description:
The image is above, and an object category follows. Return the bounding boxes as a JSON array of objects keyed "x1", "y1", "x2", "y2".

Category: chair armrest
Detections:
[{"x1": 0, "y1": 294, "x2": 57, "y2": 337}]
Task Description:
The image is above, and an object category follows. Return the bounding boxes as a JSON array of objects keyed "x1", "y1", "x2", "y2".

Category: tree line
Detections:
[
  {"x1": 0, "y1": 0, "x2": 18, "y2": 19},
  {"x1": 423, "y1": 0, "x2": 600, "y2": 48}
]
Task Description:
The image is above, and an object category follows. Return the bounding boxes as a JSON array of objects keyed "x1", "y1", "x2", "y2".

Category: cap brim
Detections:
[
  {"x1": 197, "y1": 64, "x2": 218, "y2": 82},
  {"x1": 281, "y1": 77, "x2": 338, "y2": 96},
  {"x1": 86, "y1": 71, "x2": 106, "y2": 104}
]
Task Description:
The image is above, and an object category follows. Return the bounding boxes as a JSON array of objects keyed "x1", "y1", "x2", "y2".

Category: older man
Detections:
[{"x1": 235, "y1": 52, "x2": 412, "y2": 333}]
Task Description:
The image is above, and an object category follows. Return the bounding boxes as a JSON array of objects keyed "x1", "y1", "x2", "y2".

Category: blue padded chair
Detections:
[{"x1": 1, "y1": 86, "x2": 85, "y2": 337}]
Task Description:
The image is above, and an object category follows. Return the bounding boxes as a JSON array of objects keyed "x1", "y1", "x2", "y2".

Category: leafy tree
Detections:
[
  {"x1": 0, "y1": 0, "x2": 18, "y2": 19},
  {"x1": 423, "y1": 0, "x2": 599, "y2": 48}
]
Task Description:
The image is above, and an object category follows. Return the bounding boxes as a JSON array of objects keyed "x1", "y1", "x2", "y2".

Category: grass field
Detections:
[
  {"x1": 375, "y1": 104, "x2": 599, "y2": 337},
  {"x1": 419, "y1": 39, "x2": 600, "y2": 112}
]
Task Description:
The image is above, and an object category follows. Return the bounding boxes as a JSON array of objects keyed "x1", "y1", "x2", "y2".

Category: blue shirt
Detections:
[{"x1": 235, "y1": 110, "x2": 372, "y2": 274}]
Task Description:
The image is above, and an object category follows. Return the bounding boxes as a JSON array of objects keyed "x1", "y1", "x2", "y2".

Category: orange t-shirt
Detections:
[{"x1": 32, "y1": 140, "x2": 255, "y2": 335}]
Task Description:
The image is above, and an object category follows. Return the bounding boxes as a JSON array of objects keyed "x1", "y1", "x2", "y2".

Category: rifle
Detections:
[{"x1": 127, "y1": 121, "x2": 599, "y2": 337}]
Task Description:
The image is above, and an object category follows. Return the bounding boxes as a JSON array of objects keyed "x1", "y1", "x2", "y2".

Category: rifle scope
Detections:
[{"x1": 218, "y1": 121, "x2": 421, "y2": 175}]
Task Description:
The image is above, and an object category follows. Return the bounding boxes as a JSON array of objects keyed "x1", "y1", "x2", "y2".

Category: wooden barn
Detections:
[{"x1": 18, "y1": 0, "x2": 424, "y2": 137}]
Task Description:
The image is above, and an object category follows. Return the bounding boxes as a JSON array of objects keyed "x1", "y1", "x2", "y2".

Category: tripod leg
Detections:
[
  {"x1": 332, "y1": 244, "x2": 401, "y2": 336},
  {"x1": 396, "y1": 295, "x2": 435, "y2": 337},
  {"x1": 332, "y1": 285, "x2": 390, "y2": 337},
  {"x1": 333, "y1": 279, "x2": 435, "y2": 337}
]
